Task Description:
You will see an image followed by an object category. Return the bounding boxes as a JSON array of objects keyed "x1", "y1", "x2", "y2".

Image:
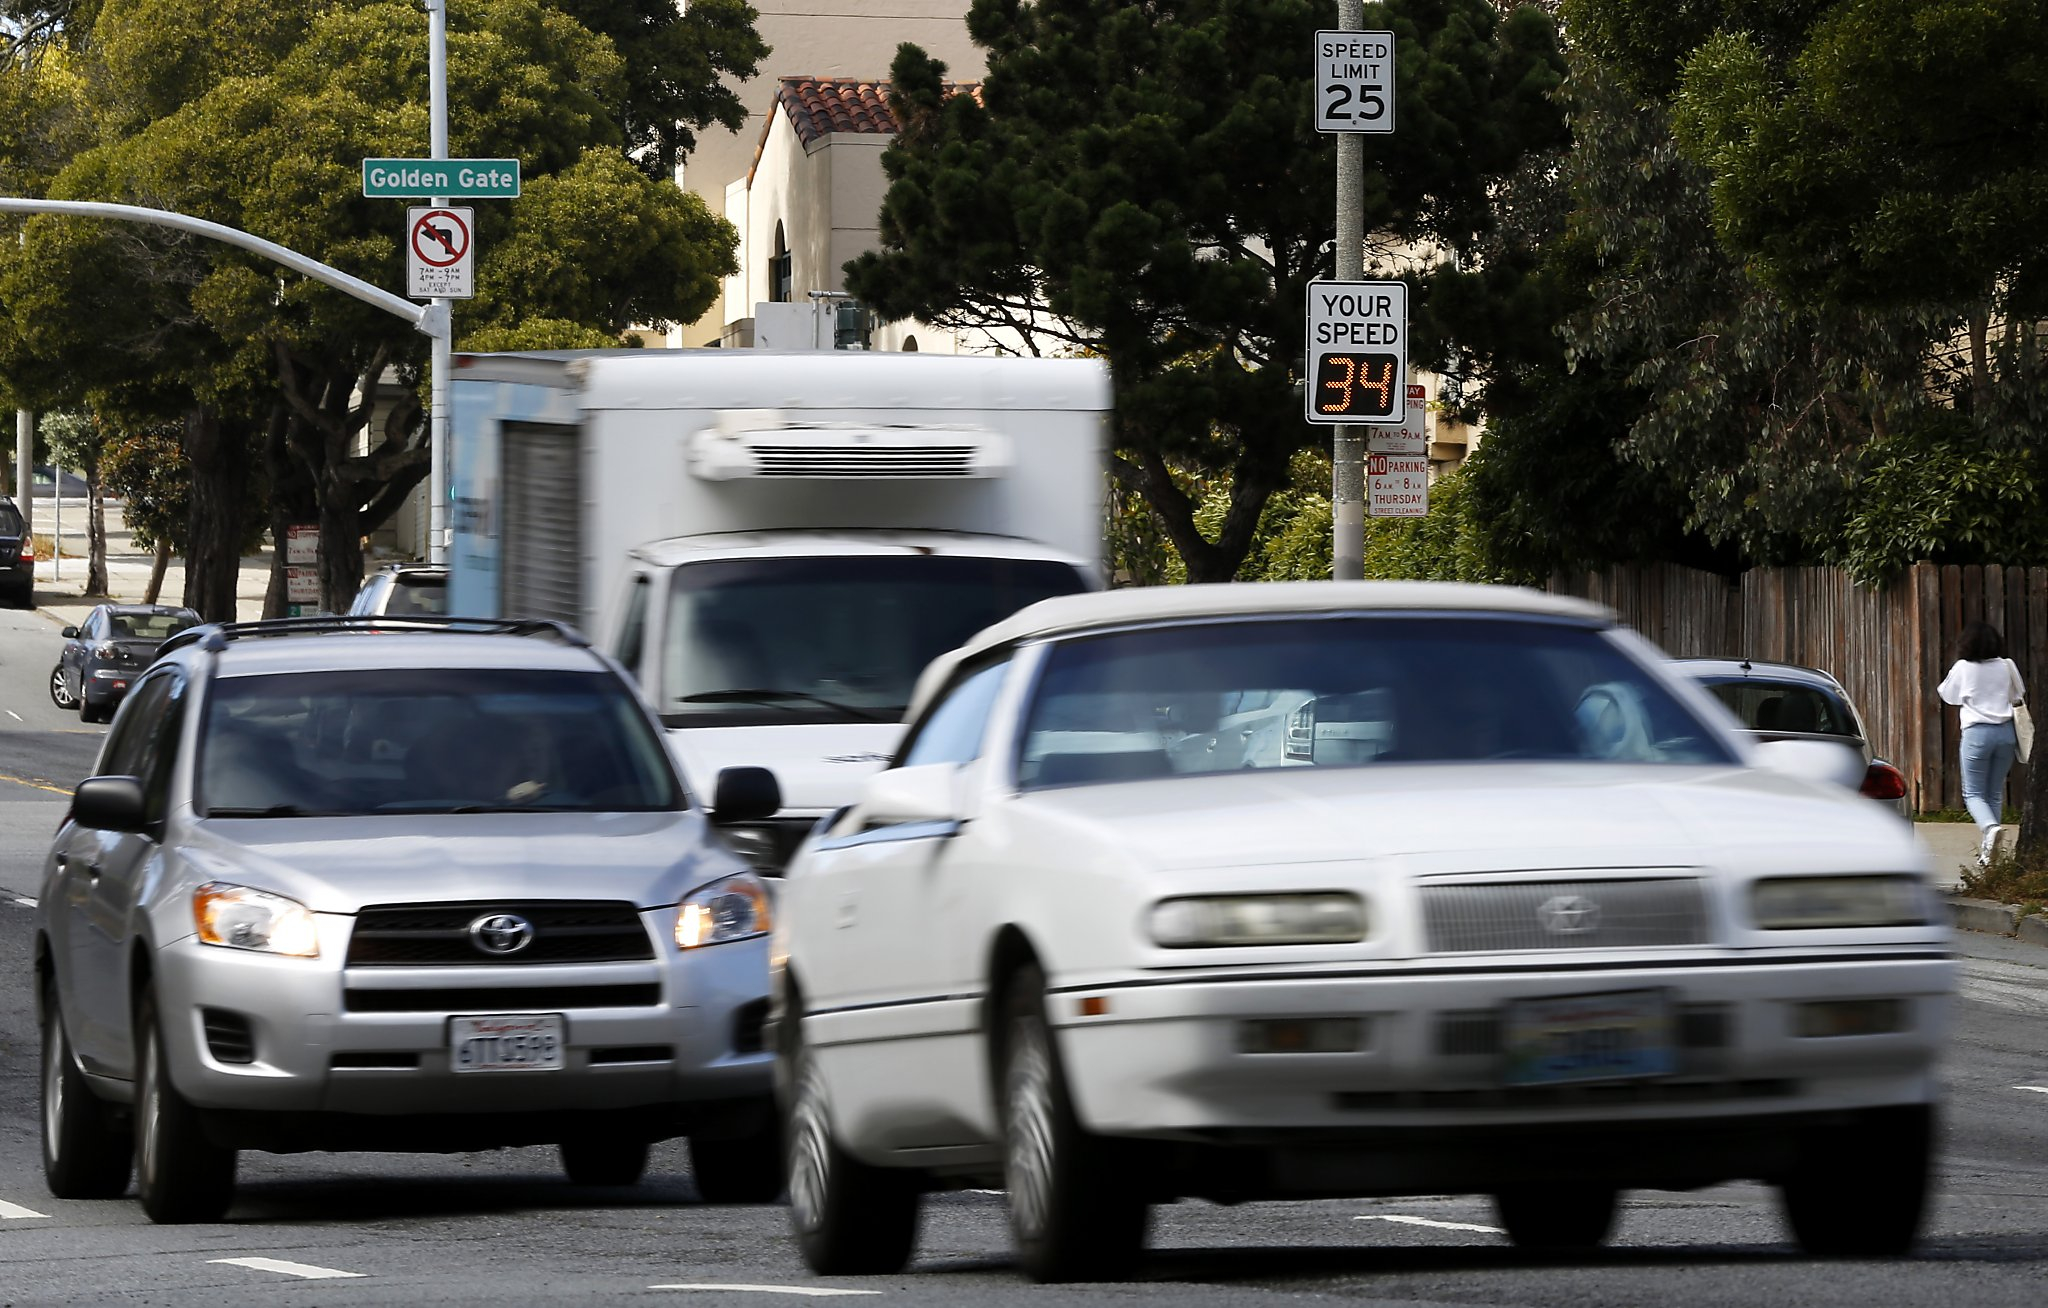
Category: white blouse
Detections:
[{"x1": 1938, "y1": 658, "x2": 2025, "y2": 729}]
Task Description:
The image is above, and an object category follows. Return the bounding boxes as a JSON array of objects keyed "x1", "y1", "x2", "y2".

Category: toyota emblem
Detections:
[
  {"x1": 469, "y1": 912, "x2": 536, "y2": 956},
  {"x1": 1536, "y1": 894, "x2": 1601, "y2": 936}
]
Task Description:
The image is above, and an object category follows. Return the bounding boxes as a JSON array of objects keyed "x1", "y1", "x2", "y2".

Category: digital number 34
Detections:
[{"x1": 1319, "y1": 354, "x2": 1396, "y2": 415}]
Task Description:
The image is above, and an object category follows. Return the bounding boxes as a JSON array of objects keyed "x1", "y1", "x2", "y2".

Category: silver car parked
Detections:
[{"x1": 33, "y1": 616, "x2": 784, "y2": 1223}]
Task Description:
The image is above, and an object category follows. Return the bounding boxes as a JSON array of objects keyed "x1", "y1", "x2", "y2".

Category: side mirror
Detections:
[
  {"x1": 710, "y1": 766, "x2": 782, "y2": 825},
  {"x1": 73, "y1": 776, "x2": 147, "y2": 834},
  {"x1": 858, "y1": 763, "x2": 960, "y2": 826},
  {"x1": 1754, "y1": 739, "x2": 1864, "y2": 791},
  {"x1": 60, "y1": 626, "x2": 78, "y2": 639}
]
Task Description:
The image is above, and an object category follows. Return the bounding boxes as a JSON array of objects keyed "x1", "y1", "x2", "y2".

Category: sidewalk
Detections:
[
  {"x1": 1917, "y1": 820, "x2": 2015, "y2": 890},
  {"x1": 29, "y1": 521, "x2": 273, "y2": 629}
]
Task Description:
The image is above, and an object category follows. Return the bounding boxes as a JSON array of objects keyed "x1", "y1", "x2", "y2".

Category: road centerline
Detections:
[
  {"x1": 647, "y1": 1288, "x2": 882, "y2": 1298},
  {"x1": 1356, "y1": 1213, "x2": 1505, "y2": 1234},
  {"x1": 209, "y1": 1256, "x2": 365, "y2": 1280},
  {"x1": 0, "y1": 1198, "x2": 51, "y2": 1219}
]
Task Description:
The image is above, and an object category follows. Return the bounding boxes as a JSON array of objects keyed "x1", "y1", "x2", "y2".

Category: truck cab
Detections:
[{"x1": 446, "y1": 350, "x2": 1109, "y2": 865}]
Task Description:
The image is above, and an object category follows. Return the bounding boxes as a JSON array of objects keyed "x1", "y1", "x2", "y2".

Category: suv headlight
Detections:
[
  {"x1": 193, "y1": 882, "x2": 320, "y2": 957},
  {"x1": 1150, "y1": 892, "x2": 1367, "y2": 948},
  {"x1": 1751, "y1": 875, "x2": 1928, "y2": 929},
  {"x1": 676, "y1": 872, "x2": 774, "y2": 948}
]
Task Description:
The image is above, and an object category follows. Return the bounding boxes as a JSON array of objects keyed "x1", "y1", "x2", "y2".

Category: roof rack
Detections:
[{"x1": 155, "y1": 614, "x2": 589, "y2": 660}]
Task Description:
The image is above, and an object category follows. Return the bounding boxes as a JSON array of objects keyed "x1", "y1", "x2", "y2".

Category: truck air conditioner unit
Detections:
[{"x1": 688, "y1": 412, "x2": 1014, "y2": 481}]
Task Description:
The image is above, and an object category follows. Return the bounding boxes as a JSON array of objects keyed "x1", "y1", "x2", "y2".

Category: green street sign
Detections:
[{"x1": 362, "y1": 159, "x2": 520, "y2": 199}]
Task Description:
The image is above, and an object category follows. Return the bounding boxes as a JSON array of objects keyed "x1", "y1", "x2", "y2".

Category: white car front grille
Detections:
[{"x1": 1420, "y1": 878, "x2": 1710, "y2": 953}]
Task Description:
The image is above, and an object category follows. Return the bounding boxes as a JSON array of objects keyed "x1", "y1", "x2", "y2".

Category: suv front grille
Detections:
[
  {"x1": 1420, "y1": 878, "x2": 1709, "y2": 953},
  {"x1": 343, "y1": 983, "x2": 661, "y2": 1012},
  {"x1": 346, "y1": 901, "x2": 656, "y2": 966}
]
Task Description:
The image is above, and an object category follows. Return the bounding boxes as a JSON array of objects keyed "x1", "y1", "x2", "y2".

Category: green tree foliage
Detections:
[
  {"x1": 0, "y1": 0, "x2": 744, "y2": 613},
  {"x1": 846, "y1": 0, "x2": 1565, "y2": 582},
  {"x1": 552, "y1": 0, "x2": 769, "y2": 177},
  {"x1": 38, "y1": 408, "x2": 105, "y2": 592}
]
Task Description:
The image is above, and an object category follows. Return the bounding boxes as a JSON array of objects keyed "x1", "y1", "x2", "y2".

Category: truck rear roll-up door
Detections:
[{"x1": 499, "y1": 422, "x2": 583, "y2": 628}]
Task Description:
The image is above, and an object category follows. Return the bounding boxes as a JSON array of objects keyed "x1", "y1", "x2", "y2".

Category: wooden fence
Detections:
[{"x1": 1549, "y1": 563, "x2": 2048, "y2": 815}]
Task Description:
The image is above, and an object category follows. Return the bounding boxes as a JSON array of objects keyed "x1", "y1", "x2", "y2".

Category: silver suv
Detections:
[{"x1": 33, "y1": 616, "x2": 784, "y2": 1223}]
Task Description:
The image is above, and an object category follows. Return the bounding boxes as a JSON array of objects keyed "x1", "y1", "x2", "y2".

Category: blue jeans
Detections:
[{"x1": 1961, "y1": 720, "x2": 2018, "y2": 831}]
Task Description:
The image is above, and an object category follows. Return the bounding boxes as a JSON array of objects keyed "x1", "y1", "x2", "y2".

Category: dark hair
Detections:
[{"x1": 1957, "y1": 619, "x2": 2005, "y2": 663}]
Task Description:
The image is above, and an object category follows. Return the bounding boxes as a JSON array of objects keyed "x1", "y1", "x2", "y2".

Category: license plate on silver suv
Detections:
[
  {"x1": 450, "y1": 1014, "x2": 565, "y2": 1073},
  {"x1": 1503, "y1": 989, "x2": 1676, "y2": 1087}
]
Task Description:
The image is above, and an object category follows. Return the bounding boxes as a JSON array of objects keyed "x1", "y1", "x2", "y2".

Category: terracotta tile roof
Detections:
[{"x1": 773, "y1": 76, "x2": 982, "y2": 146}]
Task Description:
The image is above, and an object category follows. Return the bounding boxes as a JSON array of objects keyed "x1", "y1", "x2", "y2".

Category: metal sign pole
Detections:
[
  {"x1": 14, "y1": 409, "x2": 28, "y2": 540},
  {"x1": 426, "y1": 0, "x2": 451, "y2": 566},
  {"x1": 1331, "y1": 0, "x2": 1366, "y2": 581}
]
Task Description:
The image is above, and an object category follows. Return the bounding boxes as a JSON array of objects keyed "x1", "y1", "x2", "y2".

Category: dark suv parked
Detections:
[{"x1": 0, "y1": 497, "x2": 33, "y2": 607}]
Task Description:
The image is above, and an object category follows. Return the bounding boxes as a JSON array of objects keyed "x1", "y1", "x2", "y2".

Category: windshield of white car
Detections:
[
  {"x1": 1016, "y1": 616, "x2": 1737, "y2": 788},
  {"x1": 660, "y1": 555, "x2": 1088, "y2": 727},
  {"x1": 198, "y1": 667, "x2": 682, "y2": 816}
]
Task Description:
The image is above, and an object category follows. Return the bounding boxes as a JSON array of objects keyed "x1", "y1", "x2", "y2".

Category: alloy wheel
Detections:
[
  {"x1": 787, "y1": 1062, "x2": 833, "y2": 1234},
  {"x1": 42, "y1": 1013, "x2": 67, "y2": 1163},
  {"x1": 48, "y1": 666, "x2": 74, "y2": 709},
  {"x1": 1004, "y1": 1019, "x2": 1056, "y2": 1241}
]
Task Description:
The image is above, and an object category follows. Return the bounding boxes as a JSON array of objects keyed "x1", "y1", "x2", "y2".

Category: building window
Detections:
[
  {"x1": 901, "y1": 335, "x2": 919, "y2": 353},
  {"x1": 769, "y1": 223, "x2": 792, "y2": 304}
]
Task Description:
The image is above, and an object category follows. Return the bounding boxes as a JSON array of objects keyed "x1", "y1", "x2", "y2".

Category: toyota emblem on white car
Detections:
[
  {"x1": 469, "y1": 913, "x2": 536, "y2": 956},
  {"x1": 1536, "y1": 894, "x2": 1601, "y2": 936}
]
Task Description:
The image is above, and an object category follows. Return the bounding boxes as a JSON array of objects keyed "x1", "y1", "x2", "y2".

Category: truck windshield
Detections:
[
  {"x1": 198, "y1": 667, "x2": 682, "y2": 816},
  {"x1": 661, "y1": 555, "x2": 1089, "y2": 726}
]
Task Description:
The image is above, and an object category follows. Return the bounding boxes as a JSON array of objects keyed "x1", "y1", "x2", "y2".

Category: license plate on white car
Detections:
[
  {"x1": 1503, "y1": 989, "x2": 1675, "y2": 1087},
  {"x1": 450, "y1": 1014, "x2": 565, "y2": 1073}
]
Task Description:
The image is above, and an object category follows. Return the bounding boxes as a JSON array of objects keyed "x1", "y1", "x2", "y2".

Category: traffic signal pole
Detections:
[
  {"x1": 425, "y1": 0, "x2": 451, "y2": 566},
  {"x1": 1331, "y1": 0, "x2": 1365, "y2": 581}
]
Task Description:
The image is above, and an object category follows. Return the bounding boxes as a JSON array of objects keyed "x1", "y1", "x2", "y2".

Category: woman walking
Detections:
[{"x1": 1938, "y1": 620, "x2": 2026, "y2": 865}]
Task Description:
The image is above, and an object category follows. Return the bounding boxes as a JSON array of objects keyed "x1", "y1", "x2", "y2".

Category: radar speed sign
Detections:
[{"x1": 1305, "y1": 280, "x2": 1406, "y2": 425}]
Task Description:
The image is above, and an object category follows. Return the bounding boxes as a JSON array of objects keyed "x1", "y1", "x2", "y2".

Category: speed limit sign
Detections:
[{"x1": 1315, "y1": 30, "x2": 1395, "y2": 134}]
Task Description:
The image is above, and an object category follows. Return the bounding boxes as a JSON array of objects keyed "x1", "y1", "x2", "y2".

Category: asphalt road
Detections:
[{"x1": 1, "y1": 610, "x2": 2047, "y2": 1304}]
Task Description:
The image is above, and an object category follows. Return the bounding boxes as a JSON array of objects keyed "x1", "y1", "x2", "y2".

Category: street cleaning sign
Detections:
[
  {"x1": 1314, "y1": 30, "x2": 1395, "y2": 134},
  {"x1": 407, "y1": 207, "x2": 474, "y2": 299},
  {"x1": 1368, "y1": 451, "x2": 1428, "y2": 518},
  {"x1": 362, "y1": 159, "x2": 521, "y2": 199},
  {"x1": 1305, "y1": 280, "x2": 1407, "y2": 425}
]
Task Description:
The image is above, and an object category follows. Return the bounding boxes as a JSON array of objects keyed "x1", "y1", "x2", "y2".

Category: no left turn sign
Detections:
[{"x1": 407, "y1": 206, "x2": 474, "y2": 299}]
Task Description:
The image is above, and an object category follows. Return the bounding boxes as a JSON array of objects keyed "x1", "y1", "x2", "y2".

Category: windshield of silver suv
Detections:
[
  {"x1": 198, "y1": 667, "x2": 682, "y2": 816},
  {"x1": 1017, "y1": 616, "x2": 1737, "y2": 787}
]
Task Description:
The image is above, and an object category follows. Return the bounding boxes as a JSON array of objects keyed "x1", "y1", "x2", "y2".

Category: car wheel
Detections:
[
  {"x1": 1780, "y1": 1103, "x2": 1932, "y2": 1257},
  {"x1": 48, "y1": 666, "x2": 76, "y2": 710},
  {"x1": 559, "y1": 1138, "x2": 650, "y2": 1187},
  {"x1": 134, "y1": 988, "x2": 237, "y2": 1224},
  {"x1": 691, "y1": 1112, "x2": 785, "y2": 1203},
  {"x1": 784, "y1": 1013, "x2": 919, "y2": 1274},
  {"x1": 1495, "y1": 1183, "x2": 1618, "y2": 1251},
  {"x1": 77, "y1": 695, "x2": 101, "y2": 725},
  {"x1": 1002, "y1": 962, "x2": 1149, "y2": 1283},
  {"x1": 41, "y1": 985, "x2": 131, "y2": 1199}
]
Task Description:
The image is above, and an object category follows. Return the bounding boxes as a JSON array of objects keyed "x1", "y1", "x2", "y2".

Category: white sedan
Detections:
[{"x1": 770, "y1": 582, "x2": 1952, "y2": 1282}]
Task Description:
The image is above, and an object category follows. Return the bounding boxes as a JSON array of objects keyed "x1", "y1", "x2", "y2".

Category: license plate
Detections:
[
  {"x1": 450, "y1": 1014, "x2": 565, "y2": 1073},
  {"x1": 1502, "y1": 989, "x2": 1675, "y2": 1087}
]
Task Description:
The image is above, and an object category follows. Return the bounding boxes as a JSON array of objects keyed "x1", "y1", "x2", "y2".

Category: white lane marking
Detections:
[
  {"x1": 0, "y1": 1199, "x2": 50, "y2": 1219},
  {"x1": 649, "y1": 1288, "x2": 881, "y2": 1298},
  {"x1": 209, "y1": 1257, "x2": 365, "y2": 1280},
  {"x1": 12, "y1": 897, "x2": 35, "y2": 909},
  {"x1": 1356, "y1": 1214, "x2": 1505, "y2": 1234},
  {"x1": 2017, "y1": 1086, "x2": 2048, "y2": 1094},
  {"x1": 6, "y1": 710, "x2": 21, "y2": 722}
]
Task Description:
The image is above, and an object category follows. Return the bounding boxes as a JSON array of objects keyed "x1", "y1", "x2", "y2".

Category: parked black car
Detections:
[
  {"x1": 50, "y1": 604, "x2": 202, "y2": 723},
  {"x1": 0, "y1": 497, "x2": 32, "y2": 607}
]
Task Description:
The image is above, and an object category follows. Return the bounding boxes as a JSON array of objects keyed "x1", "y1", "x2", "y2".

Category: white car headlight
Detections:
[
  {"x1": 1149, "y1": 893, "x2": 1367, "y2": 948},
  {"x1": 675, "y1": 872, "x2": 774, "y2": 949},
  {"x1": 193, "y1": 882, "x2": 319, "y2": 957},
  {"x1": 1751, "y1": 875, "x2": 1928, "y2": 930}
]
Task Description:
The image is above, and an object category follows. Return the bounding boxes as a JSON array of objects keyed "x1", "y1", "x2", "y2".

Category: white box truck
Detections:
[{"x1": 447, "y1": 349, "x2": 1109, "y2": 865}]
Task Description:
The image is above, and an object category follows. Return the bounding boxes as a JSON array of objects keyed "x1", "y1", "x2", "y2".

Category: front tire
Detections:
[
  {"x1": 1780, "y1": 1104, "x2": 1932, "y2": 1257},
  {"x1": 784, "y1": 1016, "x2": 919, "y2": 1274},
  {"x1": 134, "y1": 989, "x2": 236, "y2": 1224},
  {"x1": 691, "y1": 1112, "x2": 784, "y2": 1203},
  {"x1": 1002, "y1": 963, "x2": 1149, "y2": 1283},
  {"x1": 559, "y1": 1138, "x2": 650, "y2": 1187},
  {"x1": 41, "y1": 988, "x2": 131, "y2": 1199},
  {"x1": 1495, "y1": 1183, "x2": 1619, "y2": 1251},
  {"x1": 48, "y1": 666, "x2": 75, "y2": 710}
]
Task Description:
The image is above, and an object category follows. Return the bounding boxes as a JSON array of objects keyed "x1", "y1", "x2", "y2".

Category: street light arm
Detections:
[{"x1": 0, "y1": 197, "x2": 439, "y2": 338}]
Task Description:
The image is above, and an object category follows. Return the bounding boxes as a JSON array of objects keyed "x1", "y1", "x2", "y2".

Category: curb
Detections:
[{"x1": 1948, "y1": 893, "x2": 2048, "y2": 946}]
